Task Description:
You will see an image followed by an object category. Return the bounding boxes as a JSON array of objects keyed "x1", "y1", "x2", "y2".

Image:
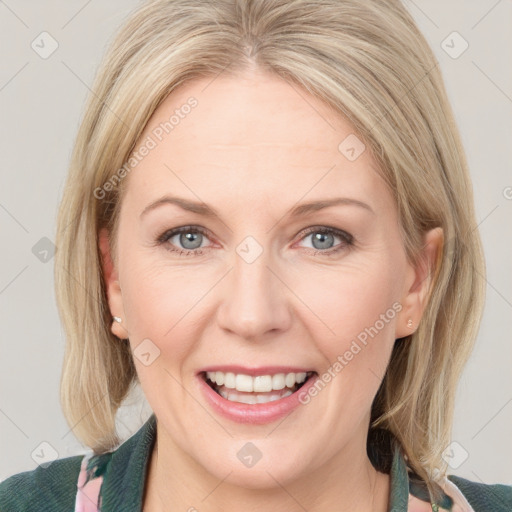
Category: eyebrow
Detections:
[{"x1": 140, "y1": 195, "x2": 375, "y2": 219}]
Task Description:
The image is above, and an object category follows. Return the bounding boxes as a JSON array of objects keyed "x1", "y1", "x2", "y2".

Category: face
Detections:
[{"x1": 102, "y1": 68, "x2": 438, "y2": 489}]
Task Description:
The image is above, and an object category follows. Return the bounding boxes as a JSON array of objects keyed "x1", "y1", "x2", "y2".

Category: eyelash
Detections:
[{"x1": 156, "y1": 225, "x2": 354, "y2": 257}]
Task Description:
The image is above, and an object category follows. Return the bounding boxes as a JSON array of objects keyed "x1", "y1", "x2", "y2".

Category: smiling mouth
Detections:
[{"x1": 201, "y1": 371, "x2": 317, "y2": 404}]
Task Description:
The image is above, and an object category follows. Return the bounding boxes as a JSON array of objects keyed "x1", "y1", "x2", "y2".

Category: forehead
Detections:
[{"x1": 124, "y1": 70, "x2": 392, "y2": 215}]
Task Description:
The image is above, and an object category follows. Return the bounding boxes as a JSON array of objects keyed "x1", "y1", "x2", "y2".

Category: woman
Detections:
[{"x1": 1, "y1": 0, "x2": 510, "y2": 510}]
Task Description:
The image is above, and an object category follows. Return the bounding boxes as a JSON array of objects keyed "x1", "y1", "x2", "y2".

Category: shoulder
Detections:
[
  {"x1": 447, "y1": 474, "x2": 512, "y2": 511},
  {"x1": 0, "y1": 454, "x2": 84, "y2": 511}
]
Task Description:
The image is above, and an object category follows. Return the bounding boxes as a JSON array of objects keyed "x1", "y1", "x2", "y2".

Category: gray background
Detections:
[{"x1": 1, "y1": 0, "x2": 511, "y2": 485}]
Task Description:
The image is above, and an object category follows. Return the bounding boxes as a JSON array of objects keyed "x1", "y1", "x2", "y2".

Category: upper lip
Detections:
[{"x1": 198, "y1": 365, "x2": 316, "y2": 377}]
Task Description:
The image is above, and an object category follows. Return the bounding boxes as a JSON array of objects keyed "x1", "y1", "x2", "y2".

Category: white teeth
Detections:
[
  {"x1": 205, "y1": 371, "x2": 311, "y2": 393},
  {"x1": 285, "y1": 373, "x2": 296, "y2": 388},
  {"x1": 295, "y1": 372, "x2": 307, "y2": 383},
  {"x1": 253, "y1": 375, "x2": 272, "y2": 392},
  {"x1": 272, "y1": 373, "x2": 286, "y2": 390},
  {"x1": 224, "y1": 372, "x2": 236, "y2": 389},
  {"x1": 219, "y1": 387, "x2": 293, "y2": 404},
  {"x1": 235, "y1": 374, "x2": 253, "y2": 392}
]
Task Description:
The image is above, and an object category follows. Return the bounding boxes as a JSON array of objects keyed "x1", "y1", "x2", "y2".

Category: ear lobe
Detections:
[
  {"x1": 396, "y1": 227, "x2": 444, "y2": 338},
  {"x1": 99, "y1": 228, "x2": 128, "y2": 339}
]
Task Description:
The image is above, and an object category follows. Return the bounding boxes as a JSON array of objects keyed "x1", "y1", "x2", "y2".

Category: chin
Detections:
[{"x1": 214, "y1": 459, "x2": 307, "y2": 490}]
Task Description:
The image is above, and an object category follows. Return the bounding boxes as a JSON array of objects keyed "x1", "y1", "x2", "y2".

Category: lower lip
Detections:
[{"x1": 197, "y1": 373, "x2": 319, "y2": 424}]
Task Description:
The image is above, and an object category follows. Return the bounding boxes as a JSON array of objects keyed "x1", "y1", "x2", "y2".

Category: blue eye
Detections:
[
  {"x1": 157, "y1": 225, "x2": 353, "y2": 257},
  {"x1": 157, "y1": 226, "x2": 211, "y2": 256},
  {"x1": 298, "y1": 226, "x2": 353, "y2": 255}
]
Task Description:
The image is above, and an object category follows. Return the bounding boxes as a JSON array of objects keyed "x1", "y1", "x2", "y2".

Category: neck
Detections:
[{"x1": 143, "y1": 425, "x2": 390, "y2": 512}]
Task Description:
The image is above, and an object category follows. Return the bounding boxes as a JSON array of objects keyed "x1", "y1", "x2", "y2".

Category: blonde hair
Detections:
[{"x1": 55, "y1": 0, "x2": 485, "y2": 502}]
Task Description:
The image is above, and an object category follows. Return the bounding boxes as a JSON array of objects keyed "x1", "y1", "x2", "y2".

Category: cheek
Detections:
[
  {"x1": 115, "y1": 210, "x2": 194, "y2": 336},
  {"x1": 118, "y1": 251, "x2": 214, "y2": 369},
  {"x1": 119, "y1": 261, "x2": 201, "y2": 408},
  {"x1": 305, "y1": 263, "x2": 400, "y2": 338},
  {"x1": 297, "y1": 256, "x2": 402, "y2": 390},
  {"x1": 122, "y1": 266, "x2": 171, "y2": 336}
]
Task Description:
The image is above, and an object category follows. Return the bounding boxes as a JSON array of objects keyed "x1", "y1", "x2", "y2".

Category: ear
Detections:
[
  {"x1": 99, "y1": 228, "x2": 129, "y2": 340},
  {"x1": 395, "y1": 227, "x2": 443, "y2": 338}
]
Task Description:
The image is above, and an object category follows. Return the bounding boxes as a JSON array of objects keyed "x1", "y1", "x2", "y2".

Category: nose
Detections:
[{"x1": 216, "y1": 243, "x2": 292, "y2": 341}]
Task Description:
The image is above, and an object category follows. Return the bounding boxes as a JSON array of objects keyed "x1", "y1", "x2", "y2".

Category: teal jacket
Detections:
[{"x1": 0, "y1": 414, "x2": 511, "y2": 511}]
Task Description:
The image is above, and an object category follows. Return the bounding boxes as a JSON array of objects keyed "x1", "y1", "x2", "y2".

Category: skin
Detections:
[{"x1": 100, "y1": 67, "x2": 442, "y2": 512}]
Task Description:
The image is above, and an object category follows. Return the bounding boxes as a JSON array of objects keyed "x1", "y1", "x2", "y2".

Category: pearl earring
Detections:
[
  {"x1": 113, "y1": 316, "x2": 122, "y2": 323},
  {"x1": 407, "y1": 319, "x2": 413, "y2": 328}
]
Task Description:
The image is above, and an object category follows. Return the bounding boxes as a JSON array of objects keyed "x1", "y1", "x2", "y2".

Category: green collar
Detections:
[{"x1": 388, "y1": 436, "x2": 410, "y2": 511}]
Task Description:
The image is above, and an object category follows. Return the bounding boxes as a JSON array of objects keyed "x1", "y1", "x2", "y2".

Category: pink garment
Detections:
[
  {"x1": 440, "y1": 477, "x2": 476, "y2": 512},
  {"x1": 74, "y1": 453, "x2": 104, "y2": 512}
]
